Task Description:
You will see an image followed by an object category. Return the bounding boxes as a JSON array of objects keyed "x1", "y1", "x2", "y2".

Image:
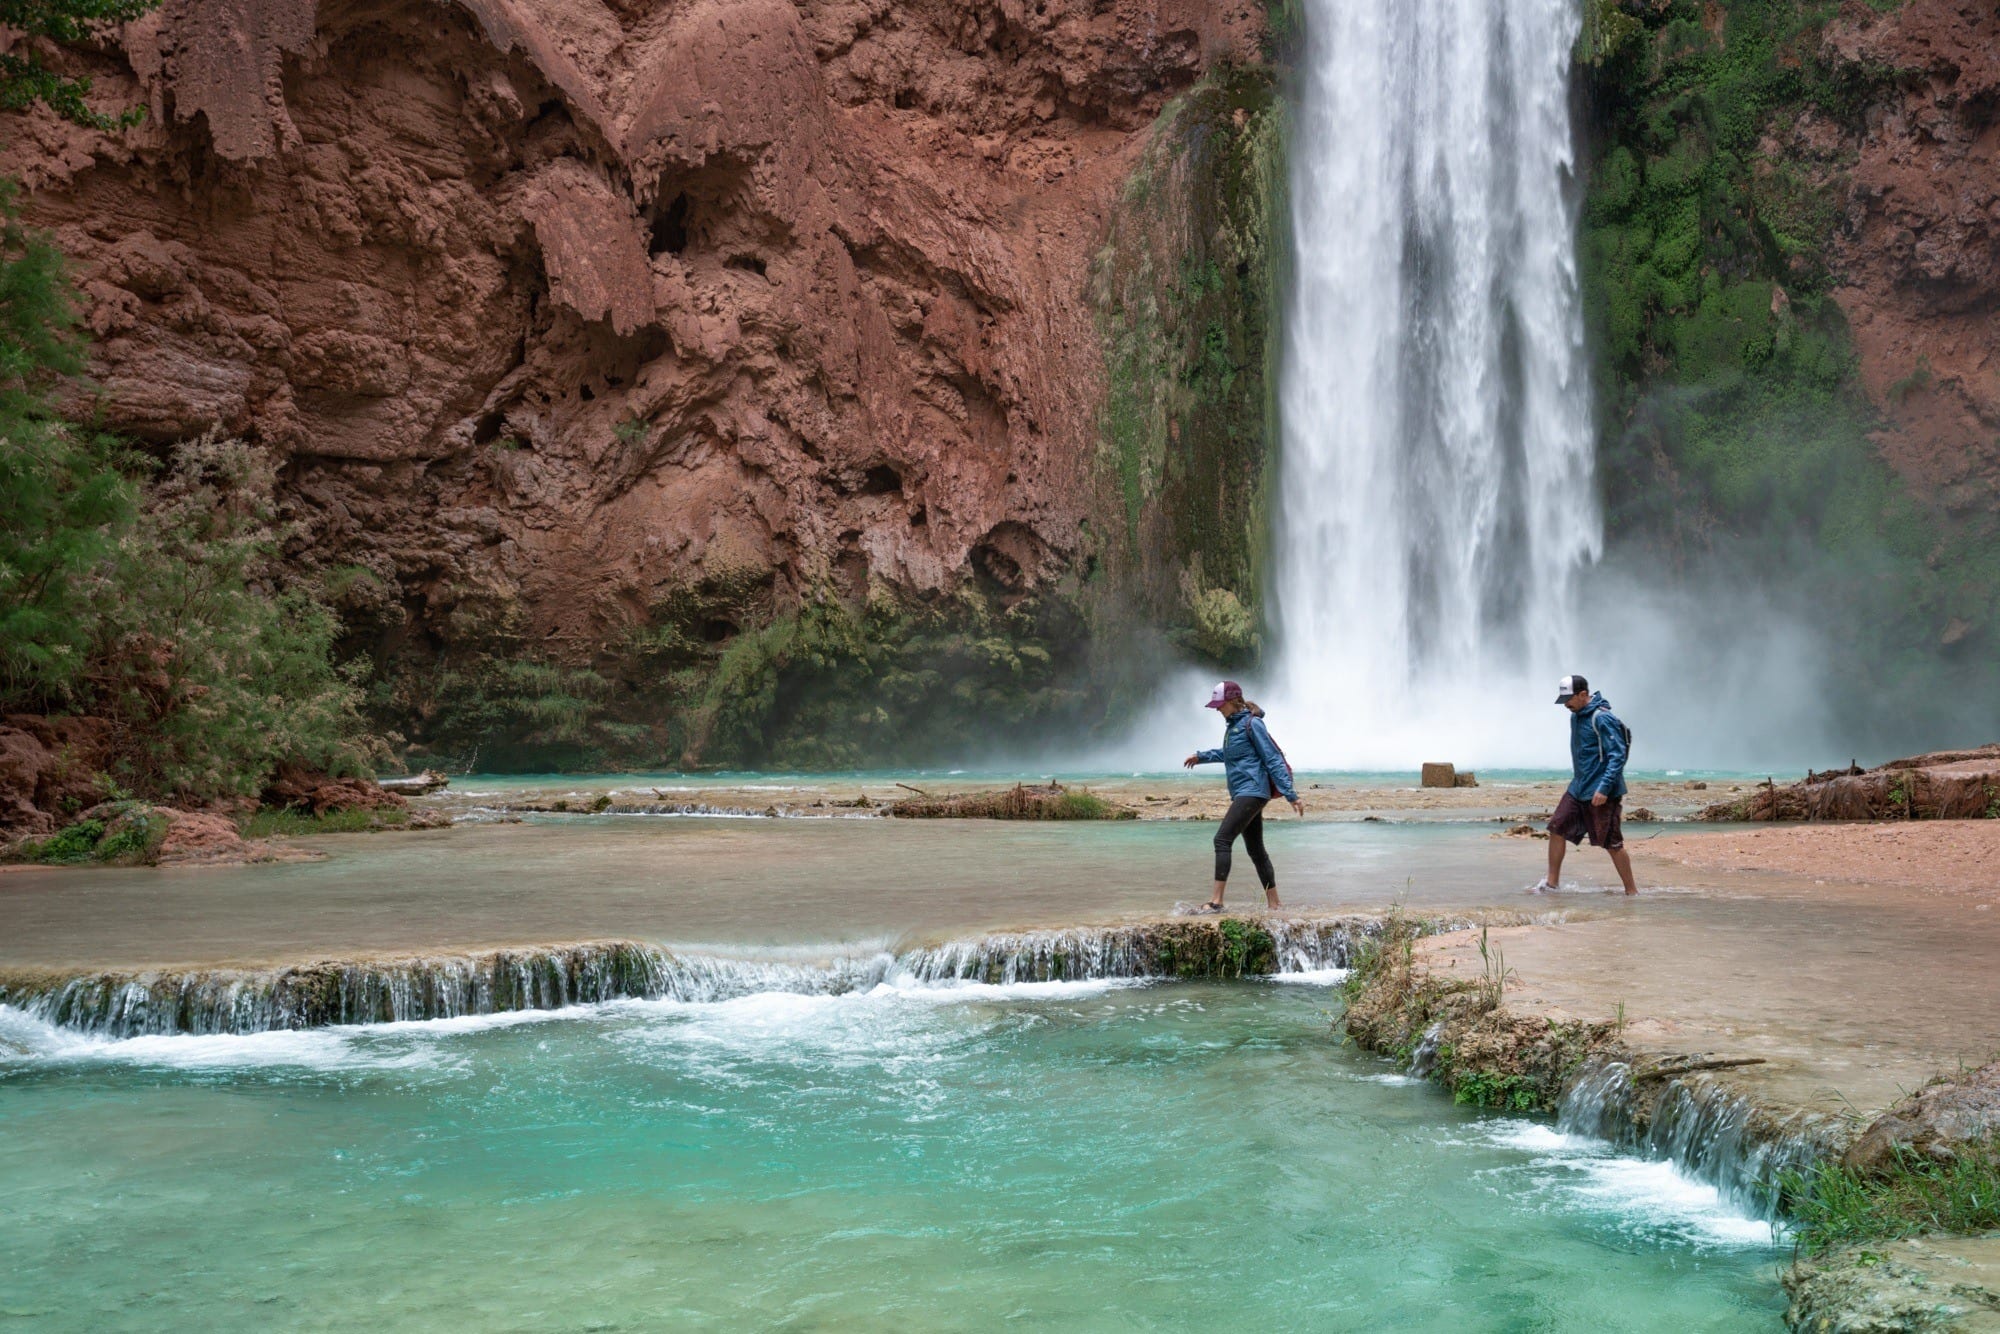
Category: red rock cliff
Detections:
[
  {"x1": 1825, "y1": 0, "x2": 2000, "y2": 515},
  {"x1": 2, "y1": 0, "x2": 1263, "y2": 671}
]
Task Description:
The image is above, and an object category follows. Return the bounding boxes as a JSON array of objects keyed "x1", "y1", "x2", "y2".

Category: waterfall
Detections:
[{"x1": 1269, "y1": 0, "x2": 1599, "y2": 764}]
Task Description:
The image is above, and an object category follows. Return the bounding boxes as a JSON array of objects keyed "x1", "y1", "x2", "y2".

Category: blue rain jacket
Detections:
[
  {"x1": 1568, "y1": 692, "x2": 1629, "y2": 801},
  {"x1": 1194, "y1": 709, "x2": 1298, "y2": 802}
]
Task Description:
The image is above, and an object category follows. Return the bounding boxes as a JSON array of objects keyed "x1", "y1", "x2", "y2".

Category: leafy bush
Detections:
[
  {"x1": 0, "y1": 184, "x2": 372, "y2": 802},
  {"x1": 1451, "y1": 1071, "x2": 1542, "y2": 1113},
  {"x1": 0, "y1": 0, "x2": 161, "y2": 129},
  {"x1": 93, "y1": 806, "x2": 165, "y2": 862},
  {"x1": 25, "y1": 817, "x2": 104, "y2": 864}
]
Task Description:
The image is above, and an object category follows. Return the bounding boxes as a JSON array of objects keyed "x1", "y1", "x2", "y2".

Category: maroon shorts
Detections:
[{"x1": 1549, "y1": 791, "x2": 1623, "y2": 850}]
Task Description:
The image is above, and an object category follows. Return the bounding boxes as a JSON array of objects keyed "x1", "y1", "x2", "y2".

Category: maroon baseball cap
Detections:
[{"x1": 1204, "y1": 680, "x2": 1244, "y2": 710}]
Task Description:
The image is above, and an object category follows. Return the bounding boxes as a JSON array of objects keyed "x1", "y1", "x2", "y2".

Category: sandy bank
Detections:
[
  {"x1": 1643, "y1": 820, "x2": 2000, "y2": 897},
  {"x1": 427, "y1": 774, "x2": 1746, "y2": 823}
]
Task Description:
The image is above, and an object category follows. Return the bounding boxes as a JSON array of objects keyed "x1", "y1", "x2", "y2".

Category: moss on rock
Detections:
[
  {"x1": 1090, "y1": 62, "x2": 1287, "y2": 670},
  {"x1": 1579, "y1": 0, "x2": 2000, "y2": 739}
]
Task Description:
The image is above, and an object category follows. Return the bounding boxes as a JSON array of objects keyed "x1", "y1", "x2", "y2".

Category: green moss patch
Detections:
[
  {"x1": 15, "y1": 803, "x2": 168, "y2": 865},
  {"x1": 1091, "y1": 62, "x2": 1287, "y2": 668}
]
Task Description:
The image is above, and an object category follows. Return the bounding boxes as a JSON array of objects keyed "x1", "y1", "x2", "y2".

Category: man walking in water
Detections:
[
  {"x1": 1183, "y1": 681, "x2": 1304, "y2": 913},
  {"x1": 1538, "y1": 674, "x2": 1638, "y2": 895}
]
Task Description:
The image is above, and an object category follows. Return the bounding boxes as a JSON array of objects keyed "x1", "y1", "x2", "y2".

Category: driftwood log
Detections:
[
  {"x1": 889, "y1": 782, "x2": 1136, "y2": 821},
  {"x1": 1699, "y1": 745, "x2": 2000, "y2": 821},
  {"x1": 377, "y1": 770, "x2": 450, "y2": 796}
]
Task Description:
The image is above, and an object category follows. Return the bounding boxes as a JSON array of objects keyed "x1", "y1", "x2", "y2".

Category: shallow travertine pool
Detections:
[{"x1": 0, "y1": 976, "x2": 1783, "y2": 1330}]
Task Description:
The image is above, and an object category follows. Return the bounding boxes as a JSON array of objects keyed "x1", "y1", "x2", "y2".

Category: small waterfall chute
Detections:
[{"x1": 0, "y1": 918, "x2": 1381, "y2": 1040}]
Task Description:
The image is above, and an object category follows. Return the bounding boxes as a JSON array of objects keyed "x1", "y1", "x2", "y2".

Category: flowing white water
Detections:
[{"x1": 1267, "y1": 0, "x2": 1598, "y2": 765}]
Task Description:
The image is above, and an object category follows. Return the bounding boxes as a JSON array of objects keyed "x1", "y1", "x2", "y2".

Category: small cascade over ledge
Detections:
[
  {"x1": 0, "y1": 917, "x2": 1381, "y2": 1039},
  {"x1": 1558, "y1": 1055, "x2": 1851, "y2": 1219}
]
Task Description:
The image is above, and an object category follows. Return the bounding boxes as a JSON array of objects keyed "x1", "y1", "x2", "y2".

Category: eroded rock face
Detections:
[
  {"x1": 0, "y1": 717, "x2": 113, "y2": 836},
  {"x1": 260, "y1": 764, "x2": 408, "y2": 816},
  {"x1": 2, "y1": 0, "x2": 1262, "y2": 670},
  {"x1": 1824, "y1": 0, "x2": 2000, "y2": 517},
  {"x1": 1845, "y1": 1060, "x2": 2000, "y2": 1177},
  {"x1": 1786, "y1": 1234, "x2": 2000, "y2": 1334}
]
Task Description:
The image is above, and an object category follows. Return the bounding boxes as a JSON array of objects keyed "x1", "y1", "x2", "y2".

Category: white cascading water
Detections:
[{"x1": 1266, "y1": 0, "x2": 1600, "y2": 766}]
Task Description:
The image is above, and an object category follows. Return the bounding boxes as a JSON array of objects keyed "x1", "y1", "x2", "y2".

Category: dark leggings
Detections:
[{"x1": 1214, "y1": 795, "x2": 1276, "y2": 888}]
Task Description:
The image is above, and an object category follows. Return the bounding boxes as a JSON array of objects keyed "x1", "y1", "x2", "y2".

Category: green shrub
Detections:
[
  {"x1": 1452, "y1": 1071, "x2": 1542, "y2": 1113},
  {"x1": 1, "y1": 186, "x2": 372, "y2": 801},
  {"x1": 26, "y1": 817, "x2": 104, "y2": 864},
  {"x1": 94, "y1": 806, "x2": 166, "y2": 863},
  {"x1": 0, "y1": 0, "x2": 162, "y2": 129}
]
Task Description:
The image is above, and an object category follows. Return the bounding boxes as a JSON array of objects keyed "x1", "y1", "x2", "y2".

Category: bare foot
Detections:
[{"x1": 1529, "y1": 879, "x2": 1556, "y2": 894}]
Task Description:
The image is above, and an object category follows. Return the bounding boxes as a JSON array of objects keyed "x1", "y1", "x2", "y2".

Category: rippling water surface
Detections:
[{"x1": 2, "y1": 978, "x2": 1781, "y2": 1329}]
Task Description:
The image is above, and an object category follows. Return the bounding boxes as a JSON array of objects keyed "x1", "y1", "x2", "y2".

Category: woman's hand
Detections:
[
  {"x1": 1289, "y1": 798, "x2": 1305, "y2": 817},
  {"x1": 1183, "y1": 754, "x2": 1200, "y2": 769}
]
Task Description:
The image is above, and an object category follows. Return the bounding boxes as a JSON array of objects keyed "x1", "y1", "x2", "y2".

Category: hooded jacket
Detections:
[
  {"x1": 1194, "y1": 707, "x2": 1298, "y2": 802},
  {"x1": 1568, "y1": 692, "x2": 1629, "y2": 801}
]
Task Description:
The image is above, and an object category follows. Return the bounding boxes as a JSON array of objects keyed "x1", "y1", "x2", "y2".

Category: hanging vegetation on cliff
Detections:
[
  {"x1": 1091, "y1": 63, "x2": 1287, "y2": 670},
  {"x1": 1577, "y1": 0, "x2": 2000, "y2": 743}
]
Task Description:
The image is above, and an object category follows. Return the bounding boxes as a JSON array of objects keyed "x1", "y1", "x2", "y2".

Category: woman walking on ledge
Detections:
[{"x1": 1183, "y1": 680, "x2": 1304, "y2": 913}]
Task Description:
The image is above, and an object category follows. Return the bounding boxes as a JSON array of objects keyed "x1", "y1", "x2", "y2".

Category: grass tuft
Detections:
[{"x1": 1782, "y1": 1148, "x2": 2000, "y2": 1256}]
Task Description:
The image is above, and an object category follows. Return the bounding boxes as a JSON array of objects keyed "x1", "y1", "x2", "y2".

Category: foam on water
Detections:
[
  {"x1": 1262, "y1": 967, "x2": 1351, "y2": 985},
  {"x1": 1478, "y1": 1120, "x2": 1779, "y2": 1248},
  {"x1": 0, "y1": 973, "x2": 1148, "y2": 1073}
]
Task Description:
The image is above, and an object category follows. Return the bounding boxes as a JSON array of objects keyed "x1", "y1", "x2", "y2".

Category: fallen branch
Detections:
[{"x1": 1631, "y1": 1055, "x2": 1769, "y2": 1082}]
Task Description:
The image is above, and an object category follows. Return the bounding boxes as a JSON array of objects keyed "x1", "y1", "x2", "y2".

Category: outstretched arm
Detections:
[{"x1": 1184, "y1": 747, "x2": 1224, "y2": 768}]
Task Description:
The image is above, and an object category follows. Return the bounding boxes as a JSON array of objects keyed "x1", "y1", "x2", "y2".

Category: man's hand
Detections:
[
  {"x1": 1183, "y1": 754, "x2": 1200, "y2": 769},
  {"x1": 1290, "y1": 798, "x2": 1305, "y2": 817},
  {"x1": 1591, "y1": 791, "x2": 1608, "y2": 808}
]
